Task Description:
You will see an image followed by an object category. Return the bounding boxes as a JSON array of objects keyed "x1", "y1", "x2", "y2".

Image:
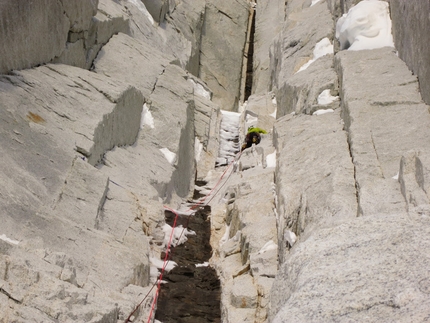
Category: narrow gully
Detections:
[{"x1": 154, "y1": 204, "x2": 221, "y2": 323}]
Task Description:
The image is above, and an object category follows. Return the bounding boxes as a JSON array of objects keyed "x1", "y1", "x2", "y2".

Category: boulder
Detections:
[
  {"x1": 243, "y1": 93, "x2": 277, "y2": 131},
  {"x1": 231, "y1": 274, "x2": 258, "y2": 308}
]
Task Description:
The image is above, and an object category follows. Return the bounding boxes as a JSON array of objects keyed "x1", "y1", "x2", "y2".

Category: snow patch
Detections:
[
  {"x1": 195, "y1": 262, "x2": 210, "y2": 267},
  {"x1": 217, "y1": 110, "x2": 241, "y2": 165},
  {"x1": 313, "y1": 109, "x2": 334, "y2": 116},
  {"x1": 189, "y1": 79, "x2": 211, "y2": 100},
  {"x1": 195, "y1": 137, "x2": 203, "y2": 163},
  {"x1": 266, "y1": 151, "x2": 277, "y2": 168},
  {"x1": 150, "y1": 257, "x2": 177, "y2": 272},
  {"x1": 311, "y1": 0, "x2": 322, "y2": 6},
  {"x1": 270, "y1": 96, "x2": 277, "y2": 118},
  {"x1": 219, "y1": 224, "x2": 230, "y2": 246},
  {"x1": 258, "y1": 240, "x2": 277, "y2": 254},
  {"x1": 0, "y1": 234, "x2": 19, "y2": 245},
  {"x1": 336, "y1": 0, "x2": 394, "y2": 51},
  {"x1": 317, "y1": 89, "x2": 339, "y2": 105},
  {"x1": 296, "y1": 37, "x2": 333, "y2": 73},
  {"x1": 162, "y1": 223, "x2": 196, "y2": 248},
  {"x1": 284, "y1": 230, "x2": 297, "y2": 247},
  {"x1": 141, "y1": 103, "x2": 155, "y2": 129},
  {"x1": 160, "y1": 148, "x2": 176, "y2": 165}
]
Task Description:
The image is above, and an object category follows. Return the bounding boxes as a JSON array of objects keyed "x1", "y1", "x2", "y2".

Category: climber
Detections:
[{"x1": 241, "y1": 126, "x2": 267, "y2": 152}]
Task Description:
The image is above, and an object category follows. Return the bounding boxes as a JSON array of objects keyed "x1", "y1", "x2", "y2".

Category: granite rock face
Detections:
[
  {"x1": 252, "y1": 0, "x2": 284, "y2": 95},
  {"x1": 389, "y1": 0, "x2": 430, "y2": 105},
  {"x1": 199, "y1": 0, "x2": 250, "y2": 111},
  {"x1": 0, "y1": 0, "x2": 226, "y2": 321},
  {"x1": 270, "y1": 0, "x2": 336, "y2": 117},
  {"x1": 2, "y1": 0, "x2": 430, "y2": 322},
  {"x1": 0, "y1": 0, "x2": 131, "y2": 72},
  {"x1": 267, "y1": 0, "x2": 430, "y2": 322}
]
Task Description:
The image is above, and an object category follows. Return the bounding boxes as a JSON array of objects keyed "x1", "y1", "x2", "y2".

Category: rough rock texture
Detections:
[
  {"x1": 0, "y1": 1, "x2": 228, "y2": 320},
  {"x1": 335, "y1": 47, "x2": 430, "y2": 217},
  {"x1": 53, "y1": 0, "x2": 128, "y2": 70},
  {"x1": 210, "y1": 93, "x2": 277, "y2": 323},
  {"x1": 389, "y1": 0, "x2": 430, "y2": 105},
  {"x1": 199, "y1": 0, "x2": 250, "y2": 111},
  {"x1": 0, "y1": 0, "x2": 116, "y2": 73},
  {"x1": 252, "y1": 0, "x2": 285, "y2": 95},
  {"x1": 327, "y1": 0, "x2": 361, "y2": 18},
  {"x1": 0, "y1": 0, "x2": 69, "y2": 73},
  {"x1": 0, "y1": 64, "x2": 153, "y2": 321},
  {"x1": 274, "y1": 110, "x2": 357, "y2": 263},
  {"x1": 270, "y1": 0, "x2": 336, "y2": 117},
  {"x1": 2, "y1": 0, "x2": 430, "y2": 322},
  {"x1": 268, "y1": 0, "x2": 430, "y2": 322},
  {"x1": 270, "y1": 213, "x2": 430, "y2": 322}
]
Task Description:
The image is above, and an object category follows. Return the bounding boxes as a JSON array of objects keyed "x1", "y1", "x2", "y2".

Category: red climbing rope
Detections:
[{"x1": 125, "y1": 151, "x2": 242, "y2": 323}]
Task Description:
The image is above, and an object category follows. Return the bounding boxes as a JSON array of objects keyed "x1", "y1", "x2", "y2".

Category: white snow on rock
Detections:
[
  {"x1": 311, "y1": 0, "x2": 322, "y2": 7},
  {"x1": 160, "y1": 147, "x2": 177, "y2": 165},
  {"x1": 336, "y1": 0, "x2": 394, "y2": 51},
  {"x1": 296, "y1": 37, "x2": 333, "y2": 73},
  {"x1": 127, "y1": 0, "x2": 154, "y2": 25},
  {"x1": 140, "y1": 103, "x2": 155, "y2": 129},
  {"x1": 257, "y1": 240, "x2": 277, "y2": 254},
  {"x1": 150, "y1": 257, "x2": 177, "y2": 272},
  {"x1": 195, "y1": 262, "x2": 210, "y2": 267},
  {"x1": 284, "y1": 230, "x2": 297, "y2": 247},
  {"x1": 162, "y1": 223, "x2": 196, "y2": 248},
  {"x1": 270, "y1": 96, "x2": 277, "y2": 118},
  {"x1": 317, "y1": 89, "x2": 339, "y2": 105},
  {"x1": 266, "y1": 150, "x2": 277, "y2": 168},
  {"x1": 189, "y1": 79, "x2": 211, "y2": 100},
  {"x1": 195, "y1": 137, "x2": 203, "y2": 163},
  {"x1": 313, "y1": 109, "x2": 334, "y2": 116},
  {"x1": 0, "y1": 233, "x2": 19, "y2": 245},
  {"x1": 219, "y1": 224, "x2": 230, "y2": 246},
  {"x1": 164, "y1": 205, "x2": 196, "y2": 217},
  {"x1": 217, "y1": 110, "x2": 240, "y2": 165}
]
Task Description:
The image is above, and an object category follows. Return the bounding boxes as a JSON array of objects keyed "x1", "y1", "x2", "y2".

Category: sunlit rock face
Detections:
[
  {"x1": 389, "y1": 0, "x2": 430, "y2": 105},
  {"x1": 267, "y1": 0, "x2": 430, "y2": 322},
  {"x1": 2, "y1": 0, "x2": 430, "y2": 322}
]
